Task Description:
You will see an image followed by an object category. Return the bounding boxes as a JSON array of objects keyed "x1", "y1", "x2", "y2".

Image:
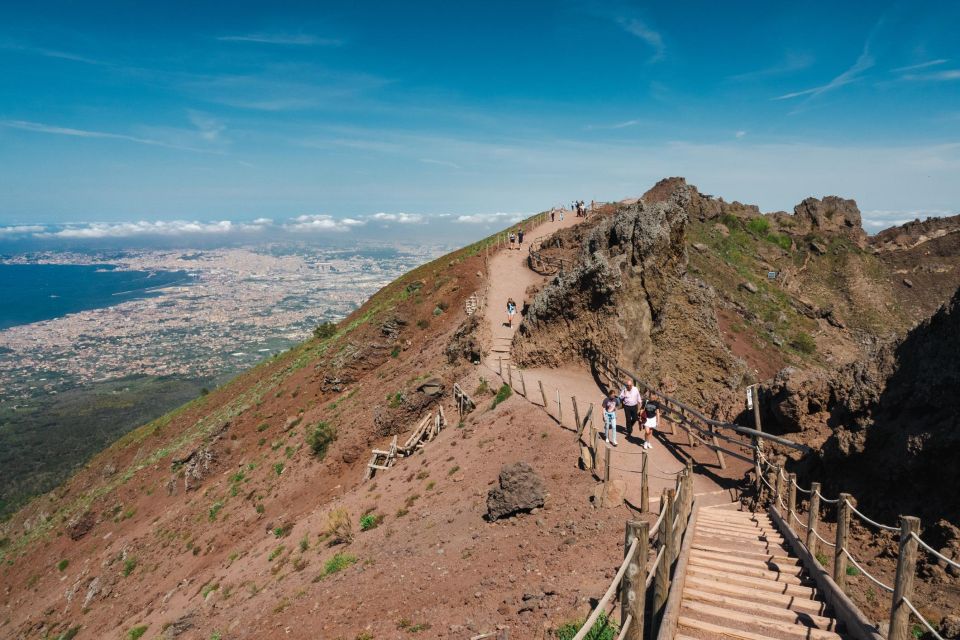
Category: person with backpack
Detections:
[
  {"x1": 640, "y1": 401, "x2": 660, "y2": 449},
  {"x1": 506, "y1": 297, "x2": 517, "y2": 327},
  {"x1": 517, "y1": 227, "x2": 524, "y2": 246},
  {"x1": 602, "y1": 388, "x2": 619, "y2": 446}
]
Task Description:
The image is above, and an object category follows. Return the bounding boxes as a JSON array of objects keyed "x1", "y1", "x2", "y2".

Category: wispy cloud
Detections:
[
  {"x1": 419, "y1": 158, "x2": 461, "y2": 169},
  {"x1": 615, "y1": 17, "x2": 665, "y2": 62},
  {"x1": 862, "y1": 209, "x2": 955, "y2": 232},
  {"x1": 0, "y1": 224, "x2": 46, "y2": 235},
  {"x1": 187, "y1": 110, "x2": 226, "y2": 142},
  {"x1": 284, "y1": 214, "x2": 365, "y2": 232},
  {"x1": 0, "y1": 41, "x2": 105, "y2": 66},
  {"x1": 891, "y1": 59, "x2": 948, "y2": 73},
  {"x1": 455, "y1": 212, "x2": 527, "y2": 225},
  {"x1": 735, "y1": 130, "x2": 747, "y2": 139},
  {"x1": 899, "y1": 69, "x2": 960, "y2": 82},
  {"x1": 585, "y1": 119, "x2": 643, "y2": 131},
  {"x1": 0, "y1": 120, "x2": 215, "y2": 153},
  {"x1": 775, "y1": 47, "x2": 874, "y2": 101},
  {"x1": 728, "y1": 53, "x2": 814, "y2": 81},
  {"x1": 36, "y1": 219, "x2": 271, "y2": 239},
  {"x1": 216, "y1": 34, "x2": 342, "y2": 46}
]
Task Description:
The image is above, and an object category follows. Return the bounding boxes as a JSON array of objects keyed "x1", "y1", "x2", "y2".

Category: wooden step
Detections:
[
  {"x1": 696, "y1": 528, "x2": 787, "y2": 546},
  {"x1": 691, "y1": 543, "x2": 796, "y2": 565},
  {"x1": 683, "y1": 588, "x2": 838, "y2": 629},
  {"x1": 679, "y1": 604, "x2": 844, "y2": 640},
  {"x1": 687, "y1": 567, "x2": 817, "y2": 598},
  {"x1": 693, "y1": 533, "x2": 790, "y2": 554},
  {"x1": 678, "y1": 616, "x2": 786, "y2": 640},
  {"x1": 696, "y1": 524, "x2": 786, "y2": 541},
  {"x1": 698, "y1": 516, "x2": 778, "y2": 530},
  {"x1": 688, "y1": 557, "x2": 809, "y2": 585},
  {"x1": 690, "y1": 549, "x2": 804, "y2": 576},
  {"x1": 685, "y1": 576, "x2": 827, "y2": 615}
]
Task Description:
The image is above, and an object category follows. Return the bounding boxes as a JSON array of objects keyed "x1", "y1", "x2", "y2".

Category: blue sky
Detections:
[{"x1": 0, "y1": 0, "x2": 958, "y2": 240}]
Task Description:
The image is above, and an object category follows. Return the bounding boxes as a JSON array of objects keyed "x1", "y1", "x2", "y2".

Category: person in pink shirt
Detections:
[{"x1": 619, "y1": 379, "x2": 642, "y2": 438}]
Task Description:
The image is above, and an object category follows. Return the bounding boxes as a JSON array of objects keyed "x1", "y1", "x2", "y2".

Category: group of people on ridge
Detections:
[
  {"x1": 507, "y1": 227, "x2": 525, "y2": 250},
  {"x1": 601, "y1": 378, "x2": 660, "y2": 450}
]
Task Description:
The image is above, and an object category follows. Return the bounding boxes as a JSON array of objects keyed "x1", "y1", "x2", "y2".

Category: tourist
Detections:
[
  {"x1": 517, "y1": 227, "x2": 524, "y2": 246},
  {"x1": 602, "y1": 388, "x2": 619, "y2": 446},
  {"x1": 559, "y1": 209, "x2": 564, "y2": 222},
  {"x1": 619, "y1": 378, "x2": 642, "y2": 438},
  {"x1": 506, "y1": 298, "x2": 517, "y2": 327},
  {"x1": 640, "y1": 401, "x2": 660, "y2": 450},
  {"x1": 508, "y1": 231, "x2": 516, "y2": 250}
]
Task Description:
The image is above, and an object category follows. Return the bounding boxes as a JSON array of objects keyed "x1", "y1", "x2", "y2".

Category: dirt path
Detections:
[{"x1": 480, "y1": 212, "x2": 737, "y2": 509}]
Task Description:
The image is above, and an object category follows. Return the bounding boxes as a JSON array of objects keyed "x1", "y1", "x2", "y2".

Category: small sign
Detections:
[
  {"x1": 767, "y1": 271, "x2": 778, "y2": 280},
  {"x1": 746, "y1": 387, "x2": 754, "y2": 410}
]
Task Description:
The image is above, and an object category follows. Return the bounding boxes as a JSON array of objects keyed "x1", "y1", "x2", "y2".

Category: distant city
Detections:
[{"x1": 0, "y1": 244, "x2": 446, "y2": 403}]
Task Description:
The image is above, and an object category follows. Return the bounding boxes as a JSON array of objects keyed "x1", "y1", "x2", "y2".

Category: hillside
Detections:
[{"x1": 2, "y1": 182, "x2": 959, "y2": 640}]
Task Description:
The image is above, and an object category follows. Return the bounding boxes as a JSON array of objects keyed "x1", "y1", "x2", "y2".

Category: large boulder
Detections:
[
  {"x1": 791, "y1": 196, "x2": 866, "y2": 245},
  {"x1": 486, "y1": 462, "x2": 546, "y2": 520}
]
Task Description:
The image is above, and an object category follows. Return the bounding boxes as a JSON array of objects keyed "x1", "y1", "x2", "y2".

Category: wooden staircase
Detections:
[{"x1": 675, "y1": 504, "x2": 849, "y2": 640}]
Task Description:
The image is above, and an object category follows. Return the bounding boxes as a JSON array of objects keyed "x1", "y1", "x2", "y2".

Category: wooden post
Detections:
[
  {"x1": 519, "y1": 369, "x2": 527, "y2": 397},
  {"x1": 773, "y1": 464, "x2": 782, "y2": 512},
  {"x1": 621, "y1": 520, "x2": 648, "y2": 640},
  {"x1": 556, "y1": 389, "x2": 562, "y2": 425},
  {"x1": 684, "y1": 460, "x2": 694, "y2": 524},
  {"x1": 654, "y1": 488, "x2": 675, "y2": 621},
  {"x1": 752, "y1": 384, "x2": 764, "y2": 451},
  {"x1": 711, "y1": 426, "x2": 726, "y2": 469},
  {"x1": 604, "y1": 451, "x2": 611, "y2": 487},
  {"x1": 833, "y1": 493, "x2": 851, "y2": 587},
  {"x1": 572, "y1": 396, "x2": 581, "y2": 436},
  {"x1": 539, "y1": 380, "x2": 548, "y2": 409},
  {"x1": 640, "y1": 451, "x2": 649, "y2": 513},
  {"x1": 889, "y1": 516, "x2": 921, "y2": 640},
  {"x1": 806, "y1": 482, "x2": 821, "y2": 558},
  {"x1": 686, "y1": 424, "x2": 695, "y2": 448},
  {"x1": 787, "y1": 473, "x2": 797, "y2": 528},
  {"x1": 507, "y1": 363, "x2": 513, "y2": 389},
  {"x1": 589, "y1": 424, "x2": 598, "y2": 472},
  {"x1": 498, "y1": 357, "x2": 503, "y2": 376}
]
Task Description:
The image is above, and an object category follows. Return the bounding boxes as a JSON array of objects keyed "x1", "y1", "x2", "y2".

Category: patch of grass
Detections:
[
  {"x1": 306, "y1": 422, "x2": 337, "y2": 459},
  {"x1": 268, "y1": 545, "x2": 286, "y2": 561},
  {"x1": 316, "y1": 552, "x2": 357, "y2": 579},
  {"x1": 554, "y1": 612, "x2": 618, "y2": 640},
  {"x1": 425, "y1": 481, "x2": 435, "y2": 490},
  {"x1": 387, "y1": 392, "x2": 403, "y2": 409},
  {"x1": 395, "y1": 508, "x2": 409, "y2": 518},
  {"x1": 846, "y1": 564, "x2": 860, "y2": 576},
  {"x1": 313, "y1": 321, "x2": 337, "y2": 340},
  {"x1": 491, "y1": 384, "x2": 512, "y2": 409},
  {"x1": 324, "y1": 508, "x2": 353, "y2": 545},
  {"x1": 57, "y1": 558, "x2": 69, "y2": 572},
  {"x1": 257, "y1": 422, "x2": 270, "y2": 432},
  {"x1": 255, "y1": 503, "x2": 265, "y2": 514},
  {"x1": 746, "y1": 217, "x2": 770, "y2": 235},
  {"x1": 201, "y1": 582, "x2": 219, "y2": 598},
  {"x1": 299, "y1": 534, "x2": 310, "y2": 552},
  {"x1": 208, "y1": 500, "x2": 224, "y2": 521},
  {"x1": 359, "y1": 513, "x2": 383, "y2": 531},
  {"x1": 475, "y1": 378, "x2": 490, "y2": 396},
  {"x1": 447, "y1": 465, "x2": 460, "y2": 476},
  {"x1": 122, "y1": 557, "x2": 138, "y2": 577},
  {"x1": 273, "y1": 462, "x2": 284, "y2": 476},
  {"x1": 815, "y1": 552, "x2": 830, "y2": 566},
  {"x1": 273, "y1": 523, "x2": 293, "y2": 538},
  {"x1": 127, "y1": 625, "x2": 148, "y2": 640},
  {"x1": 390, "y1": 346, "x2": 401, "y2": 358},
  {"x1": 790, "y1": 332, "x2": 817, "y2": 355},
  {"x1": 56, "y1": 627, "x2": 81, "y2": 640},
  {"x1": 416, "y1": 319, "x2": 429, "y2": 329}
]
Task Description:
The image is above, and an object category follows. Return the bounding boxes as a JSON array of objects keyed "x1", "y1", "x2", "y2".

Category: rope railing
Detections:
[
  {"x1": 845, "y1": 499, "x2": 900, "y2": 533},
  {"x1": 902, "y1": 597, "x2": 944, "y2": 640},
  {"x1": 842, "y1": 548, "x2": 895, "y2": 593},
  {"x1": 571, "y1": 537, "x2": 639, "y2": 640}
]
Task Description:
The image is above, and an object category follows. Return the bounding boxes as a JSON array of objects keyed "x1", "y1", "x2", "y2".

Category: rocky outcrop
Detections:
[
  {"x1": 486, "y1": 462, "x2": 546, "y2": 520},
  {"x1": 762, "y1": 287, "x2": 960, "y2": 524},
  {"x1": 871, "y1": 213, "x2": 960, "y2": 252},
  {"x1": 771, "y1": 196, "x2": 866, "y2": 246},
  {"x1": 642, "y1": 177, "x2": 760, "y2": 222}
]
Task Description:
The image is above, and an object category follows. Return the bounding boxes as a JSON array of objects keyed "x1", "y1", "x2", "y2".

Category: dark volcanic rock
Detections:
[
  {"x1": 791, "y1": 196, "x2": 866, "y2": 245},
  {"x1": 486, "y1": 462, "x2": 546, "y2": 520}
]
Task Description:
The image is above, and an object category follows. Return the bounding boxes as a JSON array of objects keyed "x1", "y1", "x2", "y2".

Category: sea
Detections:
[{"x1": 0, "y1": 263, "x2": 193, "y2": 330}]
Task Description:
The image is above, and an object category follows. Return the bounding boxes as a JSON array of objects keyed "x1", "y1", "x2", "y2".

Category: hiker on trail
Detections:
[
  {"x1": 640, "y1": 401, "x2": 660, "y2": 450},
  {"x1": 559, "y1": 209, "x2": 564, "y2": 222},
  {"x1": 550, "y1": 209, "x2": 555, "y2": 222},
  {"x1": 506, "y1": 298, "x2": 517, "y2": 327},
  {"x1": 517, "y1": 227, "x2": 524, "y2": 246},
  {"x1": 508, "y1": 231, "x2": 516, "y2": 250},
  {"x1": 602, "y1": 388, "x2": 619, "y2": 446},
  {"x1": 619, "y1": 379, "x2": 642, "y2": 438}
]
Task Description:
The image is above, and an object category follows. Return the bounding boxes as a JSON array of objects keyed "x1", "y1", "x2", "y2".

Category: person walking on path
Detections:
[
  {"x1": 506, "y1": 297, "x2": 517, "y2": 327},
  {"x1": 508, "y1": 231, "x2": 516, "y2": 250},
  {"x1": 517, "y1": 227, "x2": 524, "y2": 246},
  {"x1": 640, "y1": 401, "x2": 660, "y2": 449},
  {"x1": 550, "y1": 209, "x2": 555, "y2": 222},
  {"x1": 602, "y1": 388, "x2": 619, "y2": 446},
  {"x1": 619, "y1": 379, "x2": 642, "y2": 438}
]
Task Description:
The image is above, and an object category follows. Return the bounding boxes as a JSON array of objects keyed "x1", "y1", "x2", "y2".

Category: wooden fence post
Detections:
[
  {"x1": 519, "y1": 369, "x2": 527, "y2": 397},
  {"x1": 684, "y1": 460, "x2": 694, "y2": 522},
  {"x1": 806, "y1": 482, "x2": 821, "y2": 557},
  {"x1": 507, "y1": 364, "x2": 513, "y2": 389},
  {"x1": 833, "y1": 493, "x2": 851, "y2": 587},
  {"x1": 572, "y1": 397, "x2": 581, "y2": 436},
  {"x1": 889, "y1": 516, "x2": 921, "y2": 640},
  {"x1": 654, "y1": 488, "x2": 675, "y2": 621},
  {"x1": 556, "y1": 389, "x2": 562, "y2": 425},
  {"x1": 640, "y1": 451, "x2": 649, "y2": 513},
  {"x1": 773, "y1": 464, "x2": 782, "y2": 511},
  {"x1": 710, "y1": 425, "x2": 726, "y2": 470},
  {"x1": 589, "y1": 424, "x2": 598, "y2": 472},
  {"x1": 621, "y1": 520, "x2": 647, "y2": 640},
  {"x1": 787, "y1": 473, "x2": 797, "y2": 528},
  {"x1": 539, "y1": 380, "x2": 548, "y2": 410},
  {"x1": 498, "y1": 357, "x2": 503, "y2": 376}
]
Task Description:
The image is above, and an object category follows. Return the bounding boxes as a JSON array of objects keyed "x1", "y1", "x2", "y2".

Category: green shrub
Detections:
[
  {"x1": 313, "y1": 322, "x2": 337, "y2": 340},
  {"x1": 388, "y1": 392, "x2": 403, "y2": 408},
  {"x1": 491, "y1": 384, "x2": 512, "y2": 409},
  {"x1": 768, "y1": 233, "x2": 792, "y2": 251},
  {"x1": 127, "y1": 625, "x2": 148, "y2": 640},
  {"x1": 554, "y1": 612, "x2": 618, "y2": 640},
  {"x1": 815, "y1": 552, "x2": 830, "y2": 566},
  {"x1": 791, "y1": 332, "x2": 817, "y2": 354},
  {"x1": 416, "y1": 319, "x2": 429, "y2": 329},
  {"x1": 359, "y1": 513, "x2": 383, "y2": 531},
  {"x1": 122, "y1": 557, "x2": 138, "y2": 577},
  {"x1": 257, "y1": 422, "x2": 270, "y2": 432},
  {"x1": 208, "y1": 501, "x2": 224, "y2": 522},
  {"x1": 273, "y1": 523, "x2": 293, "y2": 538},
  {"x1": 746, "y1": 217, "x2": 770, "y2": 235},
  {"x1": 321, "y1": 552, "x2": 357, "y2": 577},
  {"x1": 390, "y1": 346, "x2": 401, "y2": 358},
  {"x1": 57, "y1": 559, "x2": 69, "y2": 572},
  {"x1": 846, "y1": 564, "x2": 860, "y2": 576},
  {"x1": 306, "y1": 422, "x2": 337, "y2": 458},
  {"x1": 273, "y1": 462, "x2": 284, "y2": 476},
  {"x1": 56, "y1": 627, "x2": 81, "y2": 640},
  {"x1": 268, "y1": 545, "x2": 286, "y2": 561}
]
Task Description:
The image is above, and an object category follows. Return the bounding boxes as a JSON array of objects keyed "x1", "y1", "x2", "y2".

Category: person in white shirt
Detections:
[
  {"x1": 618, "y1": 379, "x2": 642, "y2": 438},
  {"x1": 640, "y1": 402, "x2": 660, "y2": 449}
]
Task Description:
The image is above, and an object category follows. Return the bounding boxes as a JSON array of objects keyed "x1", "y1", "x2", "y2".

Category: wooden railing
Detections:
[
  {"x1": 527, "y1": 236, "x2": 570, "y2": 275},
  {"x1": 571, "y1": 466, "x2": 695, "y2": 640}
]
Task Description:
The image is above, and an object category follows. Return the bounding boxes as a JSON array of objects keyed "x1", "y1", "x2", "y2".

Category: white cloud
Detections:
[
  {"x1": 775, "y1": 47, "x2": 874, "y2": 101},
  {"x1": 252, "y1": 217, "x2": 274, "y2": 225},
  {"x1": 187, "y1": 110, "x2": 226, "y2": 142},
  {"x1": 0, "y1": 119, "x2": 214, "y2": 153},
  {"x1": 370, "y1": 212, "x2": 424, "y2": 224},
  {"x1": 216, "y1": 34, "x2": 341, "y2": 46},
  {"x1": 455, "y1": 212, "x2": 527, "y2": 225},
  {"x1": 891, "y1": 59, "x2": 948, "y2": 73},
  {"x1": 0, "y1": 224, "x2": 46, "y2": 235},
  {"x1": 35, "y1": 219, "x2": 271, "y2": 239},
  {"x1": 285, "y1": 215, "x2": 365, "y2": 232},
  {"x1": 419, "y1": 158, "x2": 462, "y2": 169},
  {"x1": 863, "y1": 209, "x2": 956, "y2": 233},
  {"x1": 900, "y1": 69, "x2": 960, "y2": 82},
  {"x1": 735, "y1": 130, "x2": 747, "y2": 139},
  {"x1": 615, "y1": 17, "x2": 665, "y2": 62}
]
